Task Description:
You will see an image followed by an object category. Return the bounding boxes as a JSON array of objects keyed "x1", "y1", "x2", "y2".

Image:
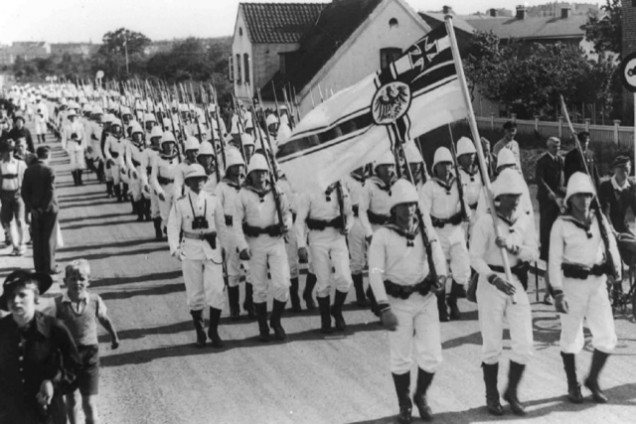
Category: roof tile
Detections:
[{"x1": 241, "y1": 2, "x2": 328, "y2": 44}]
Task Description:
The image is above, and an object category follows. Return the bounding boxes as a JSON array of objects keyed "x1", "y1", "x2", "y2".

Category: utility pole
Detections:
[{"x1": 123, "y1": 33, "x2": 129, "y2": 75}]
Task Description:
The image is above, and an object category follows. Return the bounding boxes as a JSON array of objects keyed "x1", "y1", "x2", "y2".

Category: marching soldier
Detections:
[
  {"x1": 167, "y1": 163, "x2": 228, "y2": 348},
  {"x1": 215, "y1": 148, "x2": 254, "y2": 320},
  {"x1": 62, "y1": 109, "x2": 86, "y2": 186},
  {"x1": 124, "y1": 121, "x2": 150, "y2": 222},
  {"x1": 197, "y1": 141, "x2": 219, "y2": 194},
  {"x1": 141, "y1": 126, "x2": 163, "y2": 239},
  {"x1": 343, "y1": 167, "x2": 369, "y2": 306},
  {"x1": 403, "y1": 141, "x2": 427, "y2": 188},
  {"x1": 103, "y1": 119, "x2": 127, "y2": 202},
  {"x1": 296, "y1": 181, "x2": 354, "y2": 333},
  {"x1": 233, "y1": 154, "x2": 292, "y2": 342},
  {"x1": 173, "y1": 136, "x2": 200, "y2": 198},
  {"x1": 419, "y1": 147, "x2": 471, "y2": 321},
  {"x1": 469, "y1": 169, "x2": 538, "y2": 416},
  {"x1": 150, "y1": 131, "x2": 181, "y2": 237},
  {"x1": 456, "y1": 137, "x2": 482, "y2": 218},
  {"x1": 549, "y1": 172, "x2": 621, "y2": 404},
  {"x1": 369, "y1": 179, "x2": 447, "y2": 423}
]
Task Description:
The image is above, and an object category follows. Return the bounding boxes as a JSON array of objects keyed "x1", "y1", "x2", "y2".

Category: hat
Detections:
[
  {"x1": 144, "y1": 113, "x2": 157, "y2": 124},
  {"x1": 129, "y1": 121, "x2": 143, "y2": 135},
  {"x1": 492, "y1": 168, "x2": 524, "y2": 199},
  {"x1": 374, "y1": 151, "x2": 396, "y2": 170},
  {"x1": 120, "y1": 106, "x2": 132, "y2": 116},
  {"x1": 247, "y1": 154, "x2": 269, "y2": 175},
  {"x1": 161, "y1": 131, "x2": 176, "y2": 144},
  {"x1": 388, "y1": 179, "x2": 419, "y2": 210},
  {"x1": 611, "y1": 155, "x2": 630, "y2": 170},
  {"x1": 456, "y1": 137, "x2": 476, "y2": 157},
  {"x1": 110, "y1": 119, "x2": 123, "y2": 129},
  {"x1": 184, "y1": 164, "x2": 207, "y2": 180},
  {"x1": 92, "y1": 106, "x2": 104, "y2": 115},
  {"x1": 225, "y1": 147, "x2": 246, "y2": 170},
  {"x1": 197, "y1": 141, "x2": 215, "y2": 156},
  {"x1": 266, "y1": 114, "x2": 279, "y2": 127},
  {"x1": 432, "y1": 147, "x2": 453, "y2": 169},
  {"x1": 564, "y1": 172, "x2": 595, "y2": 204},
  {"x1": 241, "y1": 133, "x2": 255, "y2": 147},
  {"x1": 403, "y1": 140, "x2": 423, "y2": 163},
  {"x1": 150, "y1": 126, "x2": 163, "y2": 139},
  {"x1": 184, "y1": 136, "x2": 200, "y2": 152},
  {"x1": 502, "y1": 121, "x2": 517, "y2": 130},
  {"x1": 13, "y1": 114, "x2": 25, "y2": 122},
  {"x1": 496, "y1": 148, "x2": 516, "y2": 169},
  {"x1": 0, "y1": 270, "x2": 53, "y2": 311}
]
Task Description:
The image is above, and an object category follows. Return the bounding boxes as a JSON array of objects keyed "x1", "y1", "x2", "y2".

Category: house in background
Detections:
[{"x1": 231, "y1": 0, "x2": 432, "y2": 114}]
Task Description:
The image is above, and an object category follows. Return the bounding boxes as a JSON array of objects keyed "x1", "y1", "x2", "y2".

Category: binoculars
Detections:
[{"x1": 192, "y1": 216, "x2": 209, "y2": 230}]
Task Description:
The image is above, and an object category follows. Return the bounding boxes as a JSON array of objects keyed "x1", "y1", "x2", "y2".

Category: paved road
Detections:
[{"x1": 1, "y1": 127, "x2": 635, "y2": 424}]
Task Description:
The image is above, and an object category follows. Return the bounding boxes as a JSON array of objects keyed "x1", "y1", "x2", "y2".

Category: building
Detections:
[
  {"x1": 231, "y1": 0, "x2": 431, "y2": 114},
  {"x1": 50, "y1": 43, "x2": 99, "y2": 57}
]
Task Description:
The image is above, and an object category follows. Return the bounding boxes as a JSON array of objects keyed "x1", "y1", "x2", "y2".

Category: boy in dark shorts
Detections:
[{"x1": 54, "y1": 259, "x2": 119, "y2": 424}]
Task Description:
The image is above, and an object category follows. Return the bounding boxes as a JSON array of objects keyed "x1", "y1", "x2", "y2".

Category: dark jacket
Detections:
[
  {"x1": 598, "y1": 178, "x2": 636, "y2": 233},
  {"x1": 564, "y1": 148, "x2": 600, "y2": 188},
  {"x1": 21, "y1": 159, "x2": 58, "y2": 214},
  {"x1": 7, "y1": 127, "x2": 35, "y2": 153},
  {"x1": 535, "y1": 152, "x2": 565, "y2": 205}
]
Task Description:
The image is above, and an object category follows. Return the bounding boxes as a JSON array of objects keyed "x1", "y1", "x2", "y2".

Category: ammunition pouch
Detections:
[
  {"x1": 431, "y1": 211, "x2": 463, "y2": 228},
  {"x1": 306, "y1": 216, "x2": 343, "y2": 231},
  {"x1": 183, "y1": 231, "x2": 217, "y2": 249},
  {"x1": 367, "y1": 210, "x2": 389, "y2": 225},
  {"x1": 157, "y1": 176, "x2": 174, "y2": 185},
  {"x1": 561, "y1": 262, "x2": 610, "y2": 279},
  {"x1": 352, "y1": 204, "x2": 359, "y2": 217},
  {"x1": 132, "y1": 159, "x2": 141, "y2": 167},
  {"x1": 489, "y1": 262, "x2": 530, "y2": 290},
  {"x1": 384, "y1": 277, "x2": 434, "y2": 300},
  {"x1": 224, "y1": 215, "x2": 233, "y2": 227},
  {"x1": 109, "y1": 150, "x2": 119, "y2": 159}
]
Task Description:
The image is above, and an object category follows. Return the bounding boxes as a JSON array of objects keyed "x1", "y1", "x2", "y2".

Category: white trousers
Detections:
[
  {"x1": 108, "y1": 163, "x2": 122, "y2": 184},
  {"x1": 128, "y1": 168, "x2": 145, "y2": 202},
  {"x1": 477, "y1": 273, "x2": 533, "y2": 365},
  {"x1": 224, "y1": 231, "x2": 251, "y2": 287},
  {"x1": 182, "y1": 258, "x2": 225, "y2": 310},
  {"x1": 247, "y1": 235, "x2": 290, "y2": 303},
  {"x1": 158, "y1": 184, "x2": 175, "y2": 225},
  {"x1": 347, "y1": 217, "x2": 367, "y2": 275},
  {"x1": 560, "y1": 276, "x2": 617, "y2": 354},
  {"x1": 308, "y1": 228, "x2": 352, "y2": 297},
  {"x1": 67, "y1": 142, "x2": 85, "y2": 171},
  {"x1": 437, "y1": 224, "x2": 471, "y2": 286},
  {"x1": 388, "y1": 293, "x2": 443, "y2": 374},
  {"x1": 285, "y1": 224, "x2": 299, "y2": 279}
]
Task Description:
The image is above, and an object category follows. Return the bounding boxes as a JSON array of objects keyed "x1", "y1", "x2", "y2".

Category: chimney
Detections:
[
  {"x1": 561, "y1": 6, "x2": 571, "y2": 19},
  {"x1": 516, "y1": 5, "x2": 527, "y2": 20},
  {"x1": 489, "y1": 8, "x2": 497, "y2": 17},
  {"x1": 442, "y1": 5, "x2": 453, "y2": 15}
]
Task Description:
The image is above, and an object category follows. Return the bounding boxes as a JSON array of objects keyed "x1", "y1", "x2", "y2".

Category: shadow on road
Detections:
[
  {"x1": 59, "y1": 212, "x2": 131, "y2": 223},
  {"x1": 60, "y1": 199, "x2": 120, "y2": 209},
  {"x1": 100, "y1": 282, "x2": 183, "y2": 300},
  {"x1": 91, "y1": 270, "x2": 182, "y2": 287},
  {"x1": 61, "y1": 218, "x2": 140, "y2": 231},
  {"x1": 59, "y1": 238, "x2": 158, "y2": 252},
  {"x1": 60, "y1": 245, "x2": 167, "y2": 262}
]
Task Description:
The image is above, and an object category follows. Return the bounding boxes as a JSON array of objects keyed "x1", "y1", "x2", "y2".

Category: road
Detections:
[{"x1": 0, "y1": 125, "x2": 634, "y2": 424}]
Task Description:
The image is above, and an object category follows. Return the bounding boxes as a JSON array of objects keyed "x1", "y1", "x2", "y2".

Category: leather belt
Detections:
[
  {"x1": 431, "y1": 211, "x2": 463, "y2": 228},
  {"x1": 306, "y1": 216, "x2": 343, "y2": 231},
  {"x1": 489, "y1": 262, "x2": 530, "y2": 290},
  {"x1": 183, "y1": 231, "x2": 216, "y2": 240},
  {"x1": 384, "y1": 279, "x2": 433, "y2": 299},
  {"x1": 158, "y1": 176, "x2": 174, "y2": 185},
  {"x1": 561, "y1": 262, "x2": 610, "y2": 279},
  {"x1": 243, "y1": 223, "x2": 283, "y2": 238}
]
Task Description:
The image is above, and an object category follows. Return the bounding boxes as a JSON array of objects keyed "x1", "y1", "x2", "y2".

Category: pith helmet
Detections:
[
  {"x1": 564, "y1": 172, "x2": 595, "y2": 204},
  {"x1": 247, "y1": 154, "x2": 269, "y2": 175},
  {"x1": 389, "y1": 179, "x2": 419, "y2": 210},
  {"x1": 432, "y1": 147, "x2": 453, "y2": 169},
  {"x1": 225, "y1": 147, "x2": 246, "y2": 171},
  {"x1": 492, "y1": 168, "x2": 523, "y2": 198},
  {"x1": 456, "y1": 137, "x2": 476, "y2": 157}
]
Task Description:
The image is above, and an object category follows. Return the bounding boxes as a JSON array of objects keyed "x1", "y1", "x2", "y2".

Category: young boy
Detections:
[{"x1": 54, "y1": 259, "x2": 119, "y2": 424}]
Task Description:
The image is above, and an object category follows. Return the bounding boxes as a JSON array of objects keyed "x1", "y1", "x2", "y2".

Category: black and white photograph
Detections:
[{"x1": 1, "y1": 0, "x2": 635, "y2": 423}]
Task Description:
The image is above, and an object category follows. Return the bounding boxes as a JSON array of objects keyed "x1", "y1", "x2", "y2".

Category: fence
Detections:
[{"x1": 475, "y1": 114, "x2": 635, "y2": 147}]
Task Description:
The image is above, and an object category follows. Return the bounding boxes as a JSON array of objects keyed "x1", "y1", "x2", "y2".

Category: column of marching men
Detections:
[{"x1": 7, "y1": 83, "x2": 622, "y2": 424}]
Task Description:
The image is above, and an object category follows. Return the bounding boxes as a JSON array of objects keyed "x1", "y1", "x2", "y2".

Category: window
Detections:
[
  {"x1": 228, "y1": 56, "x2": 233, "y2": 82},
  {"x1": 389, "y1": 18, "x2": 398, "y2": 28},
  {"x1": 235, "y1": 53, "x2": 242, "y2": 84},
  {"x1": 380, "y1": 47, "x2": 402, "y2": 70},
  {"x1": 243, "y1": 53, "x2": 250, "y2": 83}
]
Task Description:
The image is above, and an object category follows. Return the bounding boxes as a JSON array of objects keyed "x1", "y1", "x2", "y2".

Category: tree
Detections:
[
  {"x1": 99, "y1": 28, "x2": 151, "y2": 56},
  {"x1": 95, "y1": 28, "x2": 151, "y2": 79},
  {"x1": 585, "y1": 0, "x2": 622, "y2": 55}
]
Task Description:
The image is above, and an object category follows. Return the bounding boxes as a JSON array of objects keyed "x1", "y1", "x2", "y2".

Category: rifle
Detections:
[
  {"x1": 271, "y1": 81, "x2": 281, "y2": 119},
  {"x1": 334, "y1": 181, "x2": 347, "y2": 234},
  {"x1": 448, "y1": 124, "x2": 469, "y2": 222},
  {"x1": 209, "y1": 83, "x2": 227, "y2": 168},
  {"x1": 560, "y1": 95, "x2": 618, "y2": 280},
  {"x1": 256, "y1": 89, "x2": 278, "y2": 165},
  {"x1": 230, "y1": 94, "x2": 247, "y2": 160},
  {"x1": 159, "y1": 87, "x2": 182, "y2": 163},
  {"x1": 281, "y1": 86, "x2": 295, "y2": 129},
  {"x1": 249, "y1": 97, "x2": 286, "y2": 236}
]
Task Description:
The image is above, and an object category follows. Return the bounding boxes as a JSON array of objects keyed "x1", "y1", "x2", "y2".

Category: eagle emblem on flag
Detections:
[{"x1": 371, "y1": 81, "x2": 412, "y2": 125}]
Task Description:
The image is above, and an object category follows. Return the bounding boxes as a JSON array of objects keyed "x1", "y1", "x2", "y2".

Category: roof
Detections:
[
  {"x1": 240, "y1": 2, "x2": 328, "y2": 44},
  {"x1": 261, "y1": 0, "x2": 383, "y2": 100},
  {"x1": 419, "y1": 12, "x2": 588, "y2": 41}
]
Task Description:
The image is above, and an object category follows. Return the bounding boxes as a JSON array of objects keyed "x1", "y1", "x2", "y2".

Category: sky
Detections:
[{"x1": 0, "y1": 0, "x2": 590, "y2": 44}]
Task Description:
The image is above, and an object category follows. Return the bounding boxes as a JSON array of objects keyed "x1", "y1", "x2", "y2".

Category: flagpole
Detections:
[{"x1": 444, "y1": 16, "x2": 517, "y2": 303}]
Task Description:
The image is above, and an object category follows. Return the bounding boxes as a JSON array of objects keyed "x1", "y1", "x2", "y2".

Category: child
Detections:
[{"x1": 54, "y1": 259, "x2": 119, "y2": 424}]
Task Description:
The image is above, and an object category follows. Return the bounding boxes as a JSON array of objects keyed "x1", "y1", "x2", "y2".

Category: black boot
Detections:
[
  {"x1": 77, "y1": 169, "x2": 83, "y2": 185},
  {"x1": 190, "y1": 310, "x2": 206, "y2": 348},
  {"x1": 153, "y1": 218, "x2": 163, "y2": 240},
  {"x1": 503, "y1": 361, "x2": 526, "y2": 416},
  {"x1": 366, "y1": 286, "x2": 380, "y2": 317},
  {"x1": 71, "y1": 170, "x2": 78, "y2": 186},
  {"x1": 585, "y1": 349, "x2": 610, "y2": 403},
  {"x1": 331, "y1": 290, "x2": 347, "y2": 332},
  {"x1": 352, "y1": 273, "x2": 368, "y2": 307},
  {"x1": 437, "y1": 290, "x2": 449, "y2": 322},
  {"x1": 254, "y1": 302, "x2": 270, "y2": 342},
  {"x1": 228, "y1": 285, "x2": 240, "y2": 321},
  {"x1": 289, "y1": 277, "x2": 302, "y2": 313},
  {"x1": 448, "y1": 281, "x2": 462, "y2": 320},
  {"x1": 106, "y1": 181, "x2": 113, "y2": 197},
  {"x1": 131, "y1": 198, "x2": 137, "y2": 215},
  {"x1": 135, "y1": 201, "x2": 144, "y2": 222},
  {"x1": 243, "y1": 283, "x2": 256, "y2": 319},
  {"x1": 123, "y1": 183, "x2": 130, "y2": 201},
  {"x1": 270, "y1": 299, "x2": 287, "y2": 341},
  {"x1": 413, "y1": 369, "x2": 434, "y2": 422},
  {"x1": 207, "y1": 307, "x2": 224, "y2": 348},
  {"x1": 561, "y1": 352, "x2": 583, "y2": 403},
  {"x1": 113, "y1": 184, "x2": 122, "y2": 202},
  {"x1": 317, "y1": 296, "x2": 332, "y2": 334},
  {"x1": 303, "y1": 273, "x2": 317, "y2": 310},
  {"x1": 391, "y1": 372, "x2": 413, "y2": 424},
  {"x1": 144, "y1": 198, "x2": 151, "y2": 221},
  {"x1": 482, "y1": 362, "x2": 503, "y2": 416}
]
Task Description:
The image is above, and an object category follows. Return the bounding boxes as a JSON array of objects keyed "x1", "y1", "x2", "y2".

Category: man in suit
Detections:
[
  {"x1": 564, "y1": 131, "x2": 600, "y2": 188},
  {"x1": 21, "y1": 146, "x2": 59, "y2": 274},
  {"x1": 535, "y1": 137, "x2": 566, "y2": 304}
]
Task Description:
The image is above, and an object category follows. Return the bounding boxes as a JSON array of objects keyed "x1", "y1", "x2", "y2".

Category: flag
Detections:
[{"x1": 276, "y1": 24, "x2": 468, "y2": 192}]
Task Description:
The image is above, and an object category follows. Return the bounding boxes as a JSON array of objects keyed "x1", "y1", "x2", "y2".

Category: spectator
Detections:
[
  {"x1": 492, "y1": 121, "x2": 520, "y2": 170},
  {"x1": 563, "y1": 131, "x2": 600, "y2": 188},
  {"x1": 599, "y1": 155, "x2": 636, "y2": 234},
  {"x1": 0, "y1": 270, "x2": 80, "y2": 423},
  {"x1": 21, "y1": 146, "x2": 59, "y2": 275},
  {"x1": 0, "y1": 140, "x2": 28, "y2": 255},
  {"x1": 8, "y1": 114, "x2": 35, "y2": 153}
]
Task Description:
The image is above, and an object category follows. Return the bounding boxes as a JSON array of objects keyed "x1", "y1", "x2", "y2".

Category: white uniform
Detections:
[
  {"x1": 140, "y1": 148, "x2": 160, "y2": 218},
  {"x1": 368, "y1": 224, "x2": 447, "y2": 374},
  {"x1": 103, "y1": 135, "x2": 127, "y2": 184},
  {"x1": 62, "y1": 120, "x2": 86, "y2": 171},
  {"x1": 278, "y1": 178, "x2": 299, "y2": 280},
  {"x1": 548, "y1": 214, "x2": 620, "y2": 354},
  {"x1": 359, "y1": 176, "x2": 394, "y2": 238},
  {"x1": 34, "y1": 102, "x2": 49, "y2": 135},
  {"x1": 124, "y1": 140, "x2": 146, "y2": 202},
  {"x1": 343, "y1": 174, "x2": 367, "y2": 275},
  {"x1": 234, "y1": 185, "x2": 292, "y2": 303},
  {"x1": 470, "y1": 211, "x2": 538, "y2": 365},
  {"x1": 295, "y1": 184, "x2": 354, "y2": 297},
  {"x1": 167, "y1": 190, "x2": 227, "y2": 310},
  {"x1": 150, "y1": 153, "x2": 180, "y2": 227},
  {"x1": 458, "y1": 165, "x2": 482, "y2": 232}
]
